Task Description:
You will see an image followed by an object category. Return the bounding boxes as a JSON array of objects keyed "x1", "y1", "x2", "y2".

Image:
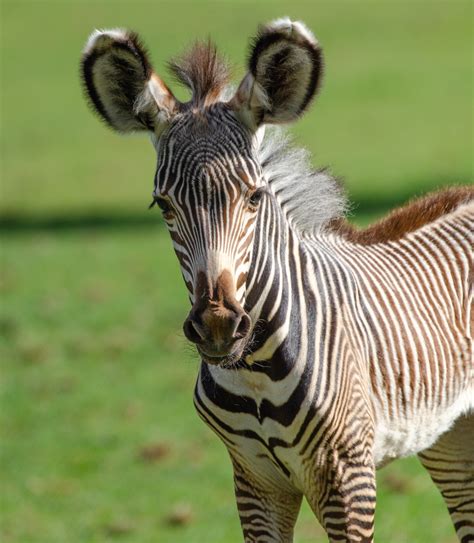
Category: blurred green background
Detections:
[{"x1": 1, "y1": 1, "x2": 472, "y2": 542}]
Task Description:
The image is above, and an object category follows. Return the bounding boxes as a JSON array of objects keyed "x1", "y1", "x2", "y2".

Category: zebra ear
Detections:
[
  {"x1": 81, "y1": 29, "x2": 177, "y2": 134},
  {"x1": 230, "y1": 18, "x2": 323, "y2": 129}
]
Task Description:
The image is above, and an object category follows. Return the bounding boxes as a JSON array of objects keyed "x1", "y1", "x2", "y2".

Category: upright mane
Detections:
[
  {"x1": 167, "y1": 41, "x2": 231, "y2": 107},
  {"x1": 258, "y1": 128, "x2": 473, "y2": 242},
  {"x1": 259, "y1": 128, "x2": 348, "y2": 237}
]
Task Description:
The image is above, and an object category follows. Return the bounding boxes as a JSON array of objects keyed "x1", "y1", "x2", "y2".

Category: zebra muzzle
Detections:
[
  {"x1": 183, "y1": 307, "x2": 251, "y2": 357},
  {"x1": 183, "y1": 269, "x2": 252, "y2": 363}
]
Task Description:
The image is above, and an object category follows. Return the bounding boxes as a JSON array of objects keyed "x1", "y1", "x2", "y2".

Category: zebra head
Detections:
[{"x1": 81, "y1": 19, "x2": 323, "y2": 365}]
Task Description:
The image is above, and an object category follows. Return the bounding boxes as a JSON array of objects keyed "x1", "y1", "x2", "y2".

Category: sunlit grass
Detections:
[{"x1": 0, "y1": 226, "x2": 456, "y2": 543}]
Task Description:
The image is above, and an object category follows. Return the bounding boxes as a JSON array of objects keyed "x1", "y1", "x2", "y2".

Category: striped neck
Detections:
[{"x1": 242, "y1": 193, "x2": 310, "y2": 377}]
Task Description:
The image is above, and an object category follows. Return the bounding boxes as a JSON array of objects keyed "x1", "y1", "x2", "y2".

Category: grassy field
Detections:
[
  {"x1": 1, "y1": 1, "x2": 472, "y2": 542},
  {"x1": 1, "y1": 228, "x2": 459, "y2": 543}
]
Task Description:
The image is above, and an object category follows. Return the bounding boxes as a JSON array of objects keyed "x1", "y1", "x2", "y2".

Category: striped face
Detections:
[
  {"x1": 81, "y1": 21, "x2": 324, "y2": 367},
  {"x1": 151, "y1": 106, "x2": 263, "y2": 365}
]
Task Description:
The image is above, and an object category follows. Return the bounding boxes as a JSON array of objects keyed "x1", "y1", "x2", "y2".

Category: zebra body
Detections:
[
  {"x1": 82, "y1": 18, "x2": 474, "y2": 542},
  {"x1": 195, "y1": 196, "x2": 473, "y2": 539}
]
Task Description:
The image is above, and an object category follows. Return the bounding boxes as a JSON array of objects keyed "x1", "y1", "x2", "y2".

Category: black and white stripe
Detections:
[{"x1": 192, "y1": 183, "x2": 472, "y2": 542}]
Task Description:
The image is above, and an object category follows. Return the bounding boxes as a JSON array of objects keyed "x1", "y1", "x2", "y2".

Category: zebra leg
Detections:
[
  {"x1": 418, "y1": 414, "x2": 474, "y2": 543},
  {"x1": 231, "y1": 459, "x2": 303, "y2": 543},
  {"x1": 306, "y1": 454, "x2": 376, "y2": 542}
]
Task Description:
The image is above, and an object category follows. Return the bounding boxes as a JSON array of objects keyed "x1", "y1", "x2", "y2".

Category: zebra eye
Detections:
[{"x1": 249, "y1": 189, "x2": 264, "y2": 208}]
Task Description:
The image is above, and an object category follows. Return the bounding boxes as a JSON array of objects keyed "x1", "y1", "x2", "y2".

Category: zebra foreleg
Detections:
[
  {"x1": 306, "y1": 454, "x2": 377, "y2": 543},
  {"x1": 231, "y1": 458, "x2": 303, "y2": 543},
  {"x1": 418, "y1": 414, "x2": 474, "y2": 543}
]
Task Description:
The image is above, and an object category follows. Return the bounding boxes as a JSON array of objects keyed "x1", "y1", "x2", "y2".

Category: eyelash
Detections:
[{"x1": 149, "y1": 196, "x2": 173, "y2": 217}]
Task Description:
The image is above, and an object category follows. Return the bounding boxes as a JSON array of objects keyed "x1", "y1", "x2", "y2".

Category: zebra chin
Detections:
[{"x1": 197, "y1": 342, "x2": 247, "y2": 367}]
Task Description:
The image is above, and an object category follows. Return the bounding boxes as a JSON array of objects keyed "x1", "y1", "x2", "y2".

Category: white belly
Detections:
[{"x1": 373, "y1": 388, "x2": 474, "y2": 467}]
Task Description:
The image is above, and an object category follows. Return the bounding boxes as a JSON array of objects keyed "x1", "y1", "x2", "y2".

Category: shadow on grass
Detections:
[{"x1": 0, "y1": 213, "x2": 160, "y2": 232}]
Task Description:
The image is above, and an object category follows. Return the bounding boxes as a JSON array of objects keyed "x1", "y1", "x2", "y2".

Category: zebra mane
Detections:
[
  {"x1": 168, "y1": 41, "x2": 231, "y2": 107},
  {"x1": 258, "y1": 128, "x2": 348, "y2": 237}
]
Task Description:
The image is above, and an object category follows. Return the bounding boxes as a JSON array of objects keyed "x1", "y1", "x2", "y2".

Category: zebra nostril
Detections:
[
  {"x1": 234, "y1": 313, "x2": 251, "y2": 339},
  {"x1": 183, "y1": 317, "x2": 205, "y2": 344}
]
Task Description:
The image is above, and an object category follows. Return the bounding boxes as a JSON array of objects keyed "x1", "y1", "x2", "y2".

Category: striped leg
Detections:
[
  {"x1": 231, "y1": 459, "x2": 302, "y2": 543},
  {"x1": 418, "y1": 414, "x2": 474, "y2": 543},
  {"x1": 307, "y1": 455, "x2": 376, "y2": 542}
]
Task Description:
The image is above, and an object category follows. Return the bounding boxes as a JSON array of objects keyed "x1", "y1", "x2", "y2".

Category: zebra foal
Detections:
[{"x1": 81, "y1": 19, "x2": 473, "y2": 542}]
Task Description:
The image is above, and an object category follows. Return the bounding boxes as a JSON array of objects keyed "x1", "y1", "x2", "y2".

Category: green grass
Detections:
[
  {"x1": 0, "y1": 227, "x2": 458, "y2": 543},
  {"x1": 1, "y1": 1, "x2": 471, "y2": 541}
]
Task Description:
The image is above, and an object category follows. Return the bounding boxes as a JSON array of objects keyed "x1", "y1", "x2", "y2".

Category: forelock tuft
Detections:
[{"x1": 167, "y1": 40, "x2": 231, "y2": 107}]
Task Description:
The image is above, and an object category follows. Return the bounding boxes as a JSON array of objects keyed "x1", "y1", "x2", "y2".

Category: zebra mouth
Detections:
[{"x1": 197, "y1": 345, "x2": 244, "y2": 366}]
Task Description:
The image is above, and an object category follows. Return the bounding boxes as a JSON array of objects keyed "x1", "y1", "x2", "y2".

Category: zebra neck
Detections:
[{"x1": 243, "y1": 198, "x2": 313, "y2": 376}]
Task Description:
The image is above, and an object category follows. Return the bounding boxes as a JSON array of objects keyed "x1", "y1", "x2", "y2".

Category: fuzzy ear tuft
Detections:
[
  {"x1": 230, "y1": 18, "x2": 323, "y2": 129},
  {"x1": 81, "y1": 29, "x2": 177, "y2": 133}
]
